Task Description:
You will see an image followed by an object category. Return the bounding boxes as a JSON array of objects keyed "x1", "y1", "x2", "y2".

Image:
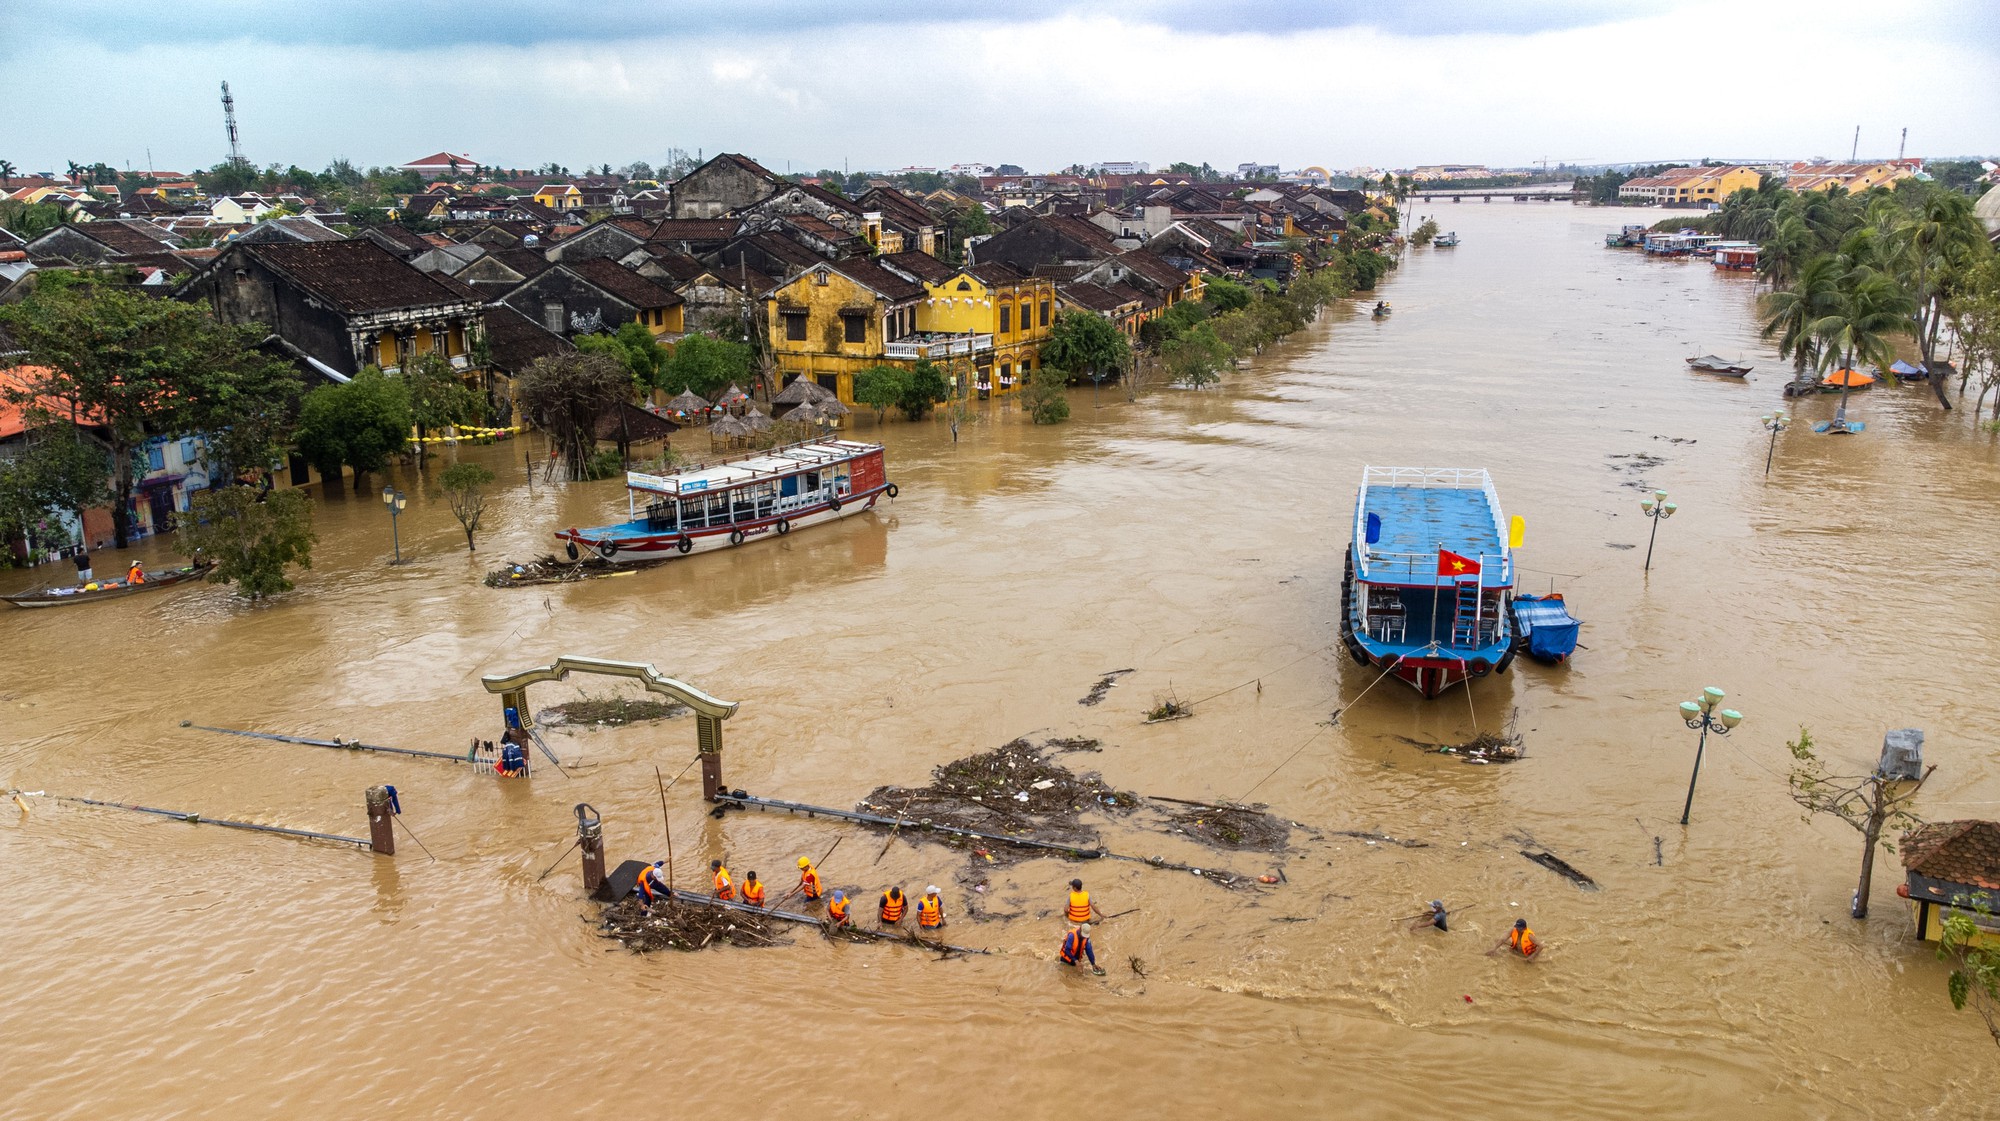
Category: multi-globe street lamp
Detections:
[
  {"x1": 382, "y1": 486, "x2": 408, "y2": 564},
  {"x1": 1677, "y1": 686, "x2": 1744, "y2": 825},
  {"x1": 1760, "y1": 411, "x2": 1789, "y2": 476},
  {"x1": 1639, "y1": 489, "x2": 1677, "y2": 572}
]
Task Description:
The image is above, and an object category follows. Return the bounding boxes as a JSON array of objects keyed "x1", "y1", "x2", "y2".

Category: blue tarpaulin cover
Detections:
[{"x1": 1511, "y1": 594, "x2": 1580, "y2": 662}]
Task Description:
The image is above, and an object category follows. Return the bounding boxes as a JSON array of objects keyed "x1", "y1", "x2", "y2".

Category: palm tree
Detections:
[
  {"x1": 1812, "y1": 269, "x2": 1915, "y2": 428},
  {"x1": 1759, "y1": 213, "x2": 1815, "y2": 288},
  {"x1": 1891, "y1": 188, "x2": 1987, "y2": 408},
  {"x1": 0, "y1": 159, "x2": 16, "y2": 189},
  {"x1": 1761, "y1": 255, "x2": 1842, "y2": 381}
]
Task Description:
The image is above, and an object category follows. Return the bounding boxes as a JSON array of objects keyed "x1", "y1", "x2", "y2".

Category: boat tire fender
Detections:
[
  {"x1": 1470, "y1": 657, "x2": 1491, "y2": 677},
  {"x1": 828, "y1": 494, "x2": 842, "y2": 512},
  {"x1": 1495, "y1": 644, "x2": 1518, "y2": 675},
  {"x1": 564, "y1": 541, "x2": 579, "y2": 561},
  {"x1": 885, "y1": 483, "x2": 899, "y2": 499},
  {"x1": 675, "y1": 535, "x2": 693, "y2": 555},
  {"x1": 776, "y1": 518, "x2": 790, "y2": 535},
  {"x1": 728, "y1": 529, "x2": 745, "y2": 546},
  {"x1": 597, "y1": 542, "x2": 617, "y2": 560}
]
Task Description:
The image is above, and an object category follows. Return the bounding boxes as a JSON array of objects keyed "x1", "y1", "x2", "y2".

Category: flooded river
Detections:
[{"x1": 4, "y1": 202, "x2": 1997, "y2": 1118}]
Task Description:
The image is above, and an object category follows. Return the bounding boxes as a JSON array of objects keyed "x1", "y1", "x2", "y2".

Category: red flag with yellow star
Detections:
[{"x1": 1436, "y1": 549, "x2": 1481, "y2": 577}]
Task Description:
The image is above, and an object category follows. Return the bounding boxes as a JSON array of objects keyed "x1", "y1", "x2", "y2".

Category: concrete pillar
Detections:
[
  {"x1": 697, "y1": 713, "x2": 724, "y2": 801},
  {"x1": 576, "y1": 803, "x2": 606, "y2": 894},
  {"x1": 366, "y1": 786, "x2": 395, "y2": 856}
]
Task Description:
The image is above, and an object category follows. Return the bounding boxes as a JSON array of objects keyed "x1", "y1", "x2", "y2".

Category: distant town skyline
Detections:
[{"x1": 3, "y1": 0, "x2": 1993, "y2": 174}]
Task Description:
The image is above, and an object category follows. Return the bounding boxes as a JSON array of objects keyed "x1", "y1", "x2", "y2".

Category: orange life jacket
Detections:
[
  {"x1": 127, "y1": 566, "x2": 145, "y2": 584},
  {"x1": 742, "y1": 879, "x2": 765, "y2": 907},
  {"x1": 1066, "y1": 890, "x2": 1092, "y2": 924},
  {"x1": 1060, "y1": 930, "x2": 1087, "y2": 964},
  {"x1": 799, "y1": 867, "x2": 822, "y2": 899},
  {"x1": 636, "y1": 866, "x2": 665, "y2": 901},
  {"x1": 828, "y1": 895, "x2": 849, "y2": 923},
  {"x1": 1511, "y1": 926, "x2": 1539, "y2": 956},
  {"x1": 879, "y1": 891, "x2": 905, "y2": 922},
  {"x1": 917, "y1": 895, "x2": 942, "y2": 928},
  {"x1": 713, "y1": 868, "x2": 733, "y2": 900}
]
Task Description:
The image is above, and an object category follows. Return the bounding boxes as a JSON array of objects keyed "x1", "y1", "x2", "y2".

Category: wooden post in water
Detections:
[
  {"x1": 365, "y1": 786, "x2": 396, "y2": 856},
  {"x1": 576, "y1": 803, "x2": 606, "y2": 894},
  {"x1": 698, "y1": 713, "x2": 725, "y2": 801}
]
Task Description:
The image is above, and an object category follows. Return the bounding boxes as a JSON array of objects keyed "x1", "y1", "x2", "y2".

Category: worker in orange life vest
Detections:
[
  {"x1": 878, "y1": 886, "x2": 907, "y2": 927},
  {"x1": 827, "y1": 891, "x2": 851, "y2": 931},
  {"x1": 634, "y1": 861, "x2": 670, "y2": 913},
  {"x1": 1059, "y1": 924, "x2": 1104, "y2": 975},
  {"x1": 915, "y1": 885, "x2": 945, "y2": 930},
  {"x1": 710, "y1": 860, "x2": 734, "y2": 901},
  {"x1": 796, "y1": 857, "x2": 823, "y2": 901},
  {"x1": 741, "y1": 871, "x2": 766, "y2": 908},
  {"x1": 1493, "y1": 918, "x2": 1541, "y2": 960},
  {"x1": 1066, "y1": 878, "x2": 1100, "y2": 925},
  {"x1": 126, "y1": 562, "x2": 146, "y2": 584}
]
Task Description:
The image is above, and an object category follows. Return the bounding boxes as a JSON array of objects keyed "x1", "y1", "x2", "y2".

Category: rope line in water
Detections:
[
  {"x1": 1184, "y1": 644, "x2": 1334, "y2": 709},
  {"x1": 1234, "y1": 650, "x2": 1415, "y2": 802}
]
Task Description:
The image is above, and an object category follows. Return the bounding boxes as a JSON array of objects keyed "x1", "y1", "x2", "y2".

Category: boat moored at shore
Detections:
[
  {"x1": 1340, "y1": 467, "x2": 1517, "y2": 698},
  {"x1": 555, "y1": 439, "x2": 895, "y2": 564}
]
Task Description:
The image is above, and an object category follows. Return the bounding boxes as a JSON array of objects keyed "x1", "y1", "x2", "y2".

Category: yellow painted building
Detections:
[
  {"x1": 915, "y1": 265, "x2": 1056, "y2": 396},
  {"x1": 766, "y1": 259, "x2": 924, "y2": 405},
  {"x1": 534, "y1": 184, "x2": 584, "y2": 210}
]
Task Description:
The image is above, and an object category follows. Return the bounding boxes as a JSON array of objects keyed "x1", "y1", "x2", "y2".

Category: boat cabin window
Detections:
[
  {"x1": 804, "y1": 471, "x2": 820, "y2": 492},
  {"x1": 644, "y1": 501, "x2": 678, "y2": 530}
]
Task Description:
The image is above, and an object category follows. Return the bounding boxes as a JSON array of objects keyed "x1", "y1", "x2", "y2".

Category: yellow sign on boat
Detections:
[{"x1": 1509, "y1": 515, "x2": 1525, "y2": 548}]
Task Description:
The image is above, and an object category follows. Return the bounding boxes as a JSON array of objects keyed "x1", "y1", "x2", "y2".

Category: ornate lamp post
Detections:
[
  {"x1": 1639, "y1": 489, "x2": 1677, "y2": 572},
  {"x1": 1760, "y1": 411, "x2": 1789, "y2": 476},
  {"x1": 1677, "y1": 686, "x2": 1744, "y2": 825},
  {"x1": 382, "y1": 486, "x2": 407, "y2": 564}
]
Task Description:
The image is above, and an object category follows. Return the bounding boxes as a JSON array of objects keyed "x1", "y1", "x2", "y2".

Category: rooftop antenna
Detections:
[
  {"x1": 1850, "y1": 125, "x2": 1859, "y2": 163},
  {"x1": 221, "y1": 80, "x2": 246, "y2": 168},
  {"x1": 1898, "y1": 127, "x2": 1907, "y2": 161}
]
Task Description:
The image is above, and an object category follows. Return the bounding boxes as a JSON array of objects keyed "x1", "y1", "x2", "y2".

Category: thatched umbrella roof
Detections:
[
  {"x1": 772, "y1": 377, "x2": 836, "y2": 405},
  {"x1": 742, "y1": 405, "x2": 773, "y2": 431},
  {"x1": 714, "y1": 383, "x2": 751, "y2": 408},
  {"x1": 707, "y1": 414, "x2": 752, "y2": 439},
  {"x1": 664, "y1": 389, "x2": 709, "y2": 413},
  {"x1": 785, "y1": 401, "x2": 829, "y2": 424},
  {"x1": 814, "y1": 396, "x2": 850, "y2": 417},
  {"x1": 592, "y1": 402, "x2": 681, "y2": 443}
]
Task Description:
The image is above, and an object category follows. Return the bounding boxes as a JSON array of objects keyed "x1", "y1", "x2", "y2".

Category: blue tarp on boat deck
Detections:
[{"x1": 1511, "y1": 594, "x2": 1580, "y2": 662}]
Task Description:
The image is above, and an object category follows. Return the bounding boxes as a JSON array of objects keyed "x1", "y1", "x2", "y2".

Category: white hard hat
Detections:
[{"x1": 926, "y1": 885, "x2": 939, "y2": 895}]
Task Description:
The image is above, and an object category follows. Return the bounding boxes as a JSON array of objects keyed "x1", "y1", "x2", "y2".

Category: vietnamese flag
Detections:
[{"x1": 1437, "y1": 549, "x2": 1481, "y2": 577}]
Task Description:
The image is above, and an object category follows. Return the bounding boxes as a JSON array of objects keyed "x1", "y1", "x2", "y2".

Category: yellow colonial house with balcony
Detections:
[
  {"x1": 912, "y1": 263, "x2": 1055, "y2": 397},
  {"x1": 534, "y1": 183, "x2": 584, "y2": 210},
  {"x1": 766, "y1": 258, "x2": 926, "y2": 404}
]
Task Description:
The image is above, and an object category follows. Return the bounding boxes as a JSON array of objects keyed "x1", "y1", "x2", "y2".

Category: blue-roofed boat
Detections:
[
  {"x1": 554, "y1": 439, "x2": 895, "y2": 564},
  {"x1": 1339, "y1": 467, "x2": 1517, "y2": 698},
  {"x1": 1510, "y1": 593, "x2": 1581, "y2": 664}
]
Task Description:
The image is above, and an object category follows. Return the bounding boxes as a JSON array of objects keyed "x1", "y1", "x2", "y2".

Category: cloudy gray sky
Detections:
[{"x1": 4, "y1": 0, "x2": 1993, "y2": 175}]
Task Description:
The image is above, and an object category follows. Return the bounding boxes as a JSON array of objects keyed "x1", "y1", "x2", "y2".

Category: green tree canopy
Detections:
[
  {"x1": 0, "y1": 279, "x2": 304, "y2": 546},
  {"x1": 899, "y1": 360, "x2": 952, "y2": 420},
  {"x1": 436, "y1": 461, "x2": 496, "y2": 551},
  {"x1": 1043, "y1": 310, "x2": 1131, "y2": 384},
  {"x1": 400, "y1": 352, "x2": 485, "y2": 448},
  {"x1": 659, "y1": 333, "x2": 752, "y2": 398},
  {"x1": 177, "y1": 485, "x2": 316, "y2": 600},
  {"x1": 1162, "y1": 322, "x2": 1233, "y2": 390},
  {"x1": 576, "y1": 321, "x2": 670, "y2": 390},
  {"x1": 1022, "y1": 364, "x2": 1070, "y2": 425},
  {"x1": 852, "y1": 365, "x2": 908, "y2": 423},
  {"x1": 293, "y1": 367, "x2": 413, "y2": 491}
]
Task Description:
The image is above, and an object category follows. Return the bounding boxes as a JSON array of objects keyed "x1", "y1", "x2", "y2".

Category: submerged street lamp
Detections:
[
  {"x1": 1639, "y1": 489, "x2": 1677, "y2": 572},
  {"x1": 1760, "y1": 411, "x2": 1789, "y2": 476},
  {"x1": 1677, "y1": 686, "x2": 1744, "y2": 825},
  {"x1": 382, "y1": 486, "x2": 408, "y2": 564}
]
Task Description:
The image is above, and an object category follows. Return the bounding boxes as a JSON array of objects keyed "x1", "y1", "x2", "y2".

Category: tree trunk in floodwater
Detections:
[{"x1": 1855, "y1": 787, "x2": 1888, "y2": 920}]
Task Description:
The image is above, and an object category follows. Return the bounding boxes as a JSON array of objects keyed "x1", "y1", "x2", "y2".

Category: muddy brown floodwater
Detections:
[{"x1": 4, "y1": 203, "x2": 1998, "y2": 1119}]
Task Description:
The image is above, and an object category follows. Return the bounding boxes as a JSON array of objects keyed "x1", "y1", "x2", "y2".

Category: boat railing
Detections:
[
  {"x1": 625, "y1": 438, "x2": 877, "y2": 493},
  {"x1": 1359, "y1": 550, "x2": 1513, "y2": 588}
]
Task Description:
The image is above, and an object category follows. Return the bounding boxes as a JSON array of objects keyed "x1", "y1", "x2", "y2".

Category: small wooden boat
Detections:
[
  {"x1": 1510, "y1": 593, "x2": 1581, "y2": 664},
  {"x1": 1889, "y1": 360, "x2": 1928, "y2": 382},
  {"x1": 1371, "y1": 302, "x2": 1392, "y2": 318},
  {"x1": 1686, "y1": 354, "x2": 1752, "y2": 376},
  {"x1": 1433, "y1": 232, "x2": 1460, "y2": 247},
  {"x1": 1820, "y1": 367, "x2": 1878, "y2": 392},
  {"x1": 2, "y1": 561, "x2": 215, "y2": 609}
]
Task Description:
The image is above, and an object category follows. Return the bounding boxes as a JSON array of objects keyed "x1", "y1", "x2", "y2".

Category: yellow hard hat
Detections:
[{"x1": 797, "y1": 857, "x2": 812, "y2": 868}]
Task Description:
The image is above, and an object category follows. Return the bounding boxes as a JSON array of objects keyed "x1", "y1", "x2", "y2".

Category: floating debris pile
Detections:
[
  {"x1": 599, "y1": 896, "x2": 789, "y2": 952},
  {"x1": 542, "y1": 697, "x2": 688, "y2": 727},
  {"x1": 484, "y1": 554, "x2": 663, "y2": 588},
  {"x1": 1079, "y1": 670, "x2": 1134, "y2": 706},
  {"x1": 1153, "y1": 799, "x2": 1292, "y2": 853},
  {"x1": 860, "y1": 738, "x2": 1138, "y2": 855}
]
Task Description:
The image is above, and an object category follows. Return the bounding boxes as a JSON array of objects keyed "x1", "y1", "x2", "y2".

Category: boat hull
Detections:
[
  {"x1": 2, "y1": 562, "x2": 215, "y2": 608},
  {"x1": 556, "y1": 487, "x2": 887, "y2": 564}
]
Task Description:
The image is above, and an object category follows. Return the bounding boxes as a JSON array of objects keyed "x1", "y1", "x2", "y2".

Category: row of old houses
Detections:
[{"x1": 3, "y1": 152, "x2": 1370, "y2": 553}]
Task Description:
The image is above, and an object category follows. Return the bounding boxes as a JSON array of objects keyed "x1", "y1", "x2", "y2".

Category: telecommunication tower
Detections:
[{"x1": 221, "y1": 81, "x2": 247, "y2": 167}]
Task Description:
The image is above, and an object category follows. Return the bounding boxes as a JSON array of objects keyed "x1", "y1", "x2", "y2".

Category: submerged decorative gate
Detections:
[{"x1": 480, "y1": 655, "x2": 741, "y2": 799}]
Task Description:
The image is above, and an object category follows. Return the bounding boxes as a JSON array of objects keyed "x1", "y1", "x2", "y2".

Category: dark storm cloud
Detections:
[{"x1": 9, "y1": 0, "x2": 1666, "y2": 52}]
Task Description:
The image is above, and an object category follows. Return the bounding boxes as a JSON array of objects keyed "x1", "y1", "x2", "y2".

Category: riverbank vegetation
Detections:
[{"x1": 1731, "y1": 177, "x2": 1996, "y2": 413}]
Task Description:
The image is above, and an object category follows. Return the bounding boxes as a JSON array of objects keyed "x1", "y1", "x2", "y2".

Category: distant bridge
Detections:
[{"x1": 1411, "y1": 183, "x2": 1577, "y2": 201}]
